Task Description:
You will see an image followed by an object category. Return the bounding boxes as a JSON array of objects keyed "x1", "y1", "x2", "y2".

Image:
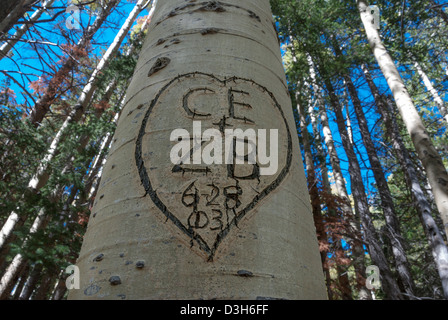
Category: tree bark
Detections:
[
  {"x1": 0, "y1": 0, "x2": 36, "y2": 36},
  {"x1": 68, "y1": 0, "x2": 327, "y2": 300},
  {"x1": 357, "y1": 0, "x2": 448, "y2": 243},
  {"x1": 321, "y1": 72, "x2": 403, "y2": 299},
  {"x1": 342, "y1": 71, "x2": 416, "y2": 298},
  {"x1": 296, "y1": 94, "x2": 332, "y2": 299},
  {"x1": 306, "y1": 53, "x2": 370, "y2": 299},
  {"x1": 18, "y1": 264, "x2": 43, "y2": 300},
  {"x1": 412, "y1": 57, "x2": 448, "y2": 123}
]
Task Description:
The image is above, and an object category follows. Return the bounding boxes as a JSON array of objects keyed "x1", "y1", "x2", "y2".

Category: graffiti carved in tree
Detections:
[{"x1": 135, "y1": 72, "x2": 292, "y2": 260}]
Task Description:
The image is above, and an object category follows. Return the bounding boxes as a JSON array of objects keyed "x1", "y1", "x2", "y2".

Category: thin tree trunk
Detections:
[
  {"x1": 321, "y1": 72, "x2": 403, "y2": 299},
  {"x1": 0, "y1": 252, "x2": 26, "y2": 299},
  {"x1": 343, "y1": 71, "x2": 416, "y2": 298},
  {"x1": 0, "y1": 0, "x2": 35, "y2": 36},
  {"x1": 32, "y1": 272, "x2": 53, "y2": 300},
  {"x1": 69, "y1": 0, "x2": 327, "y2": 300},
  {"x1": 296, "y1": 94, "x2": 333, "y2": 299},
  {"x1": 357, "y1": 0, "x2": 448, "y2": 242},
  {"x1": 0, "y1": 0, "x2": 56, "y2": 60},
  {"x1": 306, "y1": 54, "x2": 369, "y2": 300},
  {"x1": 0, "y1": 207, "x2": 49, "y2": 298},
  {"x1": 18, "y1": 264, "x2": 43, "y2": 300},
  {"x1": 412, "y1": 57, "x2": 448, "y2": 123},
  {"x1": 50, "y1": 271, "x2": 68, "y2": 300},
  {"x1": 362, "y1": 63, "x2": 448, "y2": 299},
  {"x1": 11, "y1": 265, "x2": 29, "y2": 300}
]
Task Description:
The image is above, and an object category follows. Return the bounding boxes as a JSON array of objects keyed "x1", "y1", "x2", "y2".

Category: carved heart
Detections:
[{"x1": 135, "y1": 72, "x2": 292, "y2": 260}]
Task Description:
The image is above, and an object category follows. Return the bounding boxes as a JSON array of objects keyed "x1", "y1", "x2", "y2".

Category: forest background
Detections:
[{"x1": 0, "y1": 0, "x2": 448, "y2": 300}]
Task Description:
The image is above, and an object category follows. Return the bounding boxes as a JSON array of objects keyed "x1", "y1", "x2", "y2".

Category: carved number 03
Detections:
[{"x1": 182, "y1": 182, "x2": 241, "y2": 231}]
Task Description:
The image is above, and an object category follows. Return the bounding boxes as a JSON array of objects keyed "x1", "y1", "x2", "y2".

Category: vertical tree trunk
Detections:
[
  {"x1": 68, "y1": 0, "x2": 327, "y2": 300},
  {"x1": 0, "y1": 0, "x2": 35, "y2": 36},
  {"x1": 18, "y1": 264, "x2": 43, "y2": 300},
  {"x1": 362, "y1": 64, "x2": 448, "y2": 299},
  {"x1": 306, "y1": 54, "x2": 368, "y2": 299},
  {"x1": 343, "y1": 72, "x2": 416, "y2": 298},
  {"x1": 357, "y1": 0, "x2": 448, "y2": 241},
  {"x1": 32, "y1": 272, "x2": 53, "y2": 300},
  {"x1": 11, "y1": 265, "x2": 29, "y2": 300},
  {"x1": 50, "y1": 271, "x2": 68, "y2": 300},
  {"x1": 412, "y1": 57, "x2": 448, "y2": 123},
  {"x1": 0, "y1": 207, "x2": 50, "y2": 298}
]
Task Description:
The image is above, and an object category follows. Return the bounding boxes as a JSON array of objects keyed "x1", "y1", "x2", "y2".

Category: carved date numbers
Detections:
[{"x1": 182, "y1": 181, "x2": 242, "y2": 232}]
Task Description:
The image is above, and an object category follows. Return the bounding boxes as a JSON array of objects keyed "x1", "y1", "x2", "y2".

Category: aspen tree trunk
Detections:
[
  {"x1": 0, "y1": 149, "x2": 97, "y2": 299},
  {"x1": 358, "y1": 0, "x2": 448, "y2": 240},
  {"x1": 0, "y1": 207, "x2": 49, "y2": 298},
  {"x1": 412, "y1": 58, "x2": 448, "y2": 123},
  {"x1": 0, "y1": 0, "x2": 20, "y2": 28},
  {"x1": 343, "y1": 73, "x2": 416, "y2": 298},
  {"x1": 362, "y1": 64, "x2": 448, "y2": 299},
  {"x1": 0, "y1": 0, "x2": 56, "y2": 60},
  {"x1": 18, "y1": 264, "x2": 43, "y2": 300},
  {"x1": 11, "y1": 266, "x2": 29, "y2": 300},
  {"x1": 51, "y1": 271, "x2": 68, "y2": 300},
  {"x1": 0, "y1": 83, "x2": 128, "y2": 297},
  {"x1": 68, "y1": 0, "x2": 327, "y2": 300},
  {"x1": 0, "y1": 0, "x2": 147, "y2": 253}
]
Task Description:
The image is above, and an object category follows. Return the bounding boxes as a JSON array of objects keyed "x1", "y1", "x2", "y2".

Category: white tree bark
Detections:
[
  {"x1": 306, "y1": 54, "x2": 372, "y2": 300},
  {"x1": 28, "y1": 0, "x2": 119, "y2": 126},
  {"x1": 69, "y1": 0, "x2": 327, "y2": 300},
  {"x1": 412, "y1": 58, "x2": 448, "y2": 124}
]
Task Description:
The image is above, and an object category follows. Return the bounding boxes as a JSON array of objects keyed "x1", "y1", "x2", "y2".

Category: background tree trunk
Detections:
[
  {"x1": 343, "y1": 72, "x2": 416, "y2": 298},
  {"x1": 358, "y1": 0, "x2": 448, "y2": 241},
  {"x1": 0, "y1": 0, "x2": 147, "y2": 254},
  {"x1": 362, "y1": 64, "x2": 448, "y2": 299},
  {"x1": 297, "y1": 95, "x2": 333, "y2": 299}
]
